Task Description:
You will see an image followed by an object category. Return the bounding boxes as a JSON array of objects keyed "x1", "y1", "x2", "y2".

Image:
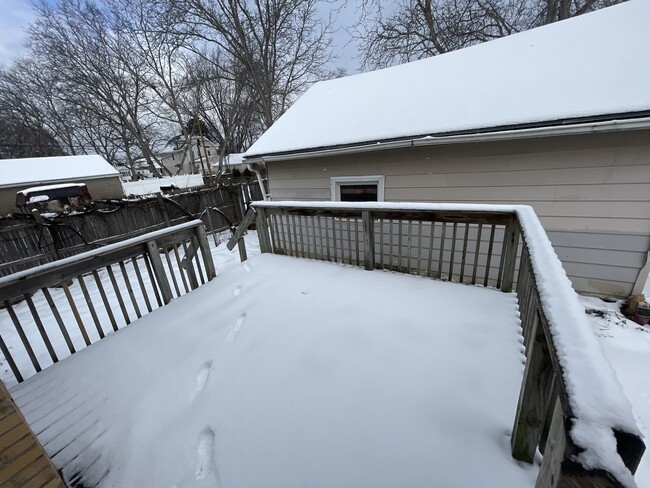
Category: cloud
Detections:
[{"x1": 0, "y1": 0, "x2": 36, "y2": 66}]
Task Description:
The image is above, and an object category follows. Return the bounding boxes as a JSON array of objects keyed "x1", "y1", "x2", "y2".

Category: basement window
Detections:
[{"x1": 330, "y1": 176, "x2": 385, "y2": 202}]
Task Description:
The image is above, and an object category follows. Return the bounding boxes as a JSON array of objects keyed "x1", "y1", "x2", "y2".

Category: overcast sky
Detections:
[
  {"x1": 0, "y1": 0, "x2": 35, "y2": 65},
  {"x1": 0, "y1": 0, "x2": 361, "y2": 73}
]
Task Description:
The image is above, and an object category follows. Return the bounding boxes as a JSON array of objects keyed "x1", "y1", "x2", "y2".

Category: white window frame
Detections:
[{"x1": 330, "y1": 175, "x2": 385, "y2": 202}]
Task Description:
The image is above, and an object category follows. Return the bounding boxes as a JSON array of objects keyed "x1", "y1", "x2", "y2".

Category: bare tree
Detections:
[
  {"x1": 182, "y1": 51, "x2": 262, "y2": 175},
  {"x1": 356, "y1": 0, "x2": 623, "y2": 69},
  {"x1": 27, "y1": 0, "x2": 164, "y2": 179},
  {"x1": 174, "y1": 0, "x2": 334, "y2": 128}
]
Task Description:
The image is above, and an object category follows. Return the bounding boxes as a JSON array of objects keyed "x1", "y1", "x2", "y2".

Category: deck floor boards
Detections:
[{"x1": 10, "y1": 254, "x2": 537, "y2": 487}]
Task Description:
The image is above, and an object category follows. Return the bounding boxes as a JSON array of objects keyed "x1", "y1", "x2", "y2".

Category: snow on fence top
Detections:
[
  {"x1": 0, "y1": 155, "x2": 119, "y2": 189},
  {"x1": 245, "y1": 0, "x2": 650, "y2": 158},
  {"x1": 254, "y1": 201, "x2": 641, "y2": 486}
]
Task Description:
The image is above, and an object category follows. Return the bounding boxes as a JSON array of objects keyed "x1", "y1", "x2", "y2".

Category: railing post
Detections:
[
  {"x1": 362, "y1": 211, "x2": 375, "y2": 270},
  {"x1": 195, "y1": 225, "x2": 217, "y2": 280},
  {"x1": 256, "y1": 207, "x2": 273, "y2": 253},
  {"x1": 512, "y1": 310, "x2": 554, "y2": 463},
  {"x1": 146, "y1": 240, "x2": 173, "y2": 304},
  {"x1": 501, "y1": 216, "x2": 520, "y2": 292}
]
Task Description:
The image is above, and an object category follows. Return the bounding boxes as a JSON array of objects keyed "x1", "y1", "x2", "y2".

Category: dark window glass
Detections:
[{"x1": 340, "y1": 184, "x2": 378, "y2": 202}]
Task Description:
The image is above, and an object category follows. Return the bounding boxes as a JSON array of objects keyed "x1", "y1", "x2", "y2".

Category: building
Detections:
[
  {"x1": 0, "y1": 154, "x2": 124, "y2": 214},
  {"x1": 158, "y1": 135, "x2": 220, "y2": 177},
  {"x1": 243, "y1": 1, "x2": 650, "y2": 297}
]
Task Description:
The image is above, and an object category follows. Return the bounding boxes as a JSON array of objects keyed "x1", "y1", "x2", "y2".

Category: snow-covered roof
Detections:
[
  {"x1": 245, "y1": 1, "x2": 650, "y2": 158},
  {"x1": 0, "y1": 155, "x2": 119, "y2": 189}
]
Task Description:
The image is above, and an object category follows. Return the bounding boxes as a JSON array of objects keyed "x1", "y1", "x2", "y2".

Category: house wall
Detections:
[
  {"x1": 0, "y1": 176, "x2": 125, "y2": 215},
  {"x1": 266, "y1": 129, "x2": 650, "y2": 297}
]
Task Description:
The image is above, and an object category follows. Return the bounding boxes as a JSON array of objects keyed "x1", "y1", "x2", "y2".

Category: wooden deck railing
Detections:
[
  {"x1": 0, "y1": 220, "x2": 216, "y2": 384},
  {"x1": 231, "y1": 201, "x2": 645, "y2": 488}
]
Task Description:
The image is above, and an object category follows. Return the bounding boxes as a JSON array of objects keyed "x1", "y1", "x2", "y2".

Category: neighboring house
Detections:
[
  {"x1": 158, "y1": 135, "x2": 219, "y2": 177},
  {"x1": 115, "y1": 164, "x2": 132, "y2": 182},
  {"x1": 244, "y1": 1, "x2": 650, "y2": 298},
  {"x1": 211, "y1": 153, "x2": 254, "y2": 175},
  {"x1": 0, "y1": 154, "x2": 124, "y2": 214}
]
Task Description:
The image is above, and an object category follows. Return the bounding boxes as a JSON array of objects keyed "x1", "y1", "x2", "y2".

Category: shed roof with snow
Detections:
[
  {"x1": 0, "y1": 155, "x2": 119, "y2": 189},
  {"x1": 245, "y1": 0, "x2": 650, "y2": 158}
]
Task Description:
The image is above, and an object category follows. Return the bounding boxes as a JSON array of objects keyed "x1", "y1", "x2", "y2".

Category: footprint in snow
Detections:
[
  {"x1": 194, "y1": 361, "x2": 212, "y2": 399},
  {"x1": 233, "y1": 285, "x2": 242, "y2": 297},
  {"x1": 195, "y1": 428, "x2": 216, "y2": 481},
  {"x1": 225, "y1": 313, "x2": 246, "y2": 344}
]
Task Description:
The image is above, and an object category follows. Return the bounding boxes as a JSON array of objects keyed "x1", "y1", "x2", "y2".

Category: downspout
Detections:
[{"x1": 247, "y1": 163, "x2": 268, "y2": 201}]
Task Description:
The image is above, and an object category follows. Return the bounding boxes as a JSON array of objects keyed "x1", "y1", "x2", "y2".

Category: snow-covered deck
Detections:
[{"x1": 10, "y1": 252, "x2": 537, "y2": 487}]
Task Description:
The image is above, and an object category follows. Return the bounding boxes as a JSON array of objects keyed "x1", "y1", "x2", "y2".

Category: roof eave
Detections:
[{"x1": 244, "y1": 113, "x2": 650, "y2": 164}]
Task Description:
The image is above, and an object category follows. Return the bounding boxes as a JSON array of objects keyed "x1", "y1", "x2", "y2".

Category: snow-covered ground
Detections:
[
  {"x1": 2, "y1": 231, "x2": 648, "y2": 486},
  {"x1": 579, "y1": 296, "x2": 650, "y2": 488},
  {"x1": 122, "y1": 174, "x2": 204, "y2": 196},
  {"x1": 9, "y1": 236, "x2": 539, "y2": 487}
]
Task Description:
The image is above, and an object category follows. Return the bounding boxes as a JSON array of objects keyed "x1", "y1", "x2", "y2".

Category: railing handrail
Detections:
[
  {"x1": 0, "y1": 220, "x2": 206, "y2": 303},
  {"x1": 243, "y1": 200, "x2": 644, "y2": 488}
]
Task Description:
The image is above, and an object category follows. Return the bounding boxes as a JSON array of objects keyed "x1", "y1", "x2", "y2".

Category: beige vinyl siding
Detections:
[{"x1": 266, "y1": 129, "x2": 650, "y2": 296}]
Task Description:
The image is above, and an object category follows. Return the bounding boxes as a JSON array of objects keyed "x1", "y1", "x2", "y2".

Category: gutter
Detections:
[
  {"x1": 247, "y1": 163, "x2": 269, "y2": 201},
  {"x1": 244, "y1": 116, "x2": 650, "y2": 164}
]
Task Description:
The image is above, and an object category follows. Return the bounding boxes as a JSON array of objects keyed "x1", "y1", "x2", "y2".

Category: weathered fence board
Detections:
[{"x1": 0, "y1": 181, "x2": 262, "y2": 277}]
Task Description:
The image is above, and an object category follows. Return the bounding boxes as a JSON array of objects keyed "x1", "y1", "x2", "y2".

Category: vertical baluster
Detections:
[
  {"x1": 77, "y1": 275, "x2": 105, "y2": 339},
  {"x1": 0, "y1": 333, "x2": 22, "y2": 382},
  {"x1": 472, "y1": 224, "x2": 483, "y2": 285},
  {"x1": 287, "y1": 215, "x2": 295, "y2": 257},
  {"x1": 448, "y1": 222, "x2": 458, "y2": 280},
  {"x1": 343, "y1": 217, "x2": 352, "y2": 264},
  {"x1": 389, "y1": 220, "x2": 396, "y2": 271},
  {"x1": 5, "y1": 301, "x2": 41, "y2": 372},
  {"x1": 496, "y1": 227, "x2": 506, "y2": 290},
  {"x1": 106, "y1": 265, "x2": 131, "y2": 325},
  {"x1": 395, "y1": 220, "x2": 402, "y2": 272},
  {"x1": 25, "y1": 294, "x2": 58, "y2": 363},
  {"x1": 187, "y1": 235, "x2": 208, "y2": 289},
  {"x1": 406, "y1": 220, "x2": 413, "y2": 273},
  {"x1": 92, "y1": 270, "x2": 119, "y2": 331},
  {"x1": 379, "y1": 218, "x2": 385, "y2": 269},
  {"x1": 119, "y1": 261, "x2": 142, "y2": 319},
  {"x1": 437, "y1": 222, "x2": 446, "y2": 279},
  {"x1": 61, "y1": 281, "x2": 91, "y2": 346},
  {"x1": 484, "y1": 224, "x2": 497, "y2": 287},
  {"x1": 42, "y1": 288, "x2": 75, "y2": 354},
  {"x1": 163, "y1": 247, "x2": 182, "y2": 298},
  {"x1": 332, "y1": 217, "x2": 339, "y2": 262},
  {"x1": 324, "y1": 216, "x2": 331, "y2": 261},
  {"x1": 416, "y1": 221, "x2": 423, "y2": 275},
  {"x1": 427, "y1": 221, "x2": 435, "y2": 278},
  {"x1": 298, "y1": 215, "x2": 306, "y2": 257},
  {"x1": 131, "y1": 257, "x2": 152, "y2": 313},
  {"x1": 355, "y1": 218, "x2": 361, "y2": 266},
  {"x1": 172, "y1": 244, "x2": 190, "y2": 294},
  {"x1": 459, "y1": 223, "x2": 469, "y2": 283},
  {"x1": 269, "y1": 214, "x2": 278, "y2": 252},
  {"x1": 306, "y1": 216, "x2": 313, "y2": 259}
]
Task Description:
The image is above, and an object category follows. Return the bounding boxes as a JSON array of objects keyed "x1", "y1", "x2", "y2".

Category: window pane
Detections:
[{"x1": 340, "y1": 184, "x2": 378, "y2": 202}]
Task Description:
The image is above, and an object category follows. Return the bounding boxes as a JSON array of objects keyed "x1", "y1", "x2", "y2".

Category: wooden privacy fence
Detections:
[
  {"x1": 0, "y1": 181, "x2": 262, "y2": 277},
  {"x1": 0, "y1": 220, "x2": 216, "y2": 383},
  {"x1": 233, "y1": 201, "x2": 645, "y2": 488}
]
